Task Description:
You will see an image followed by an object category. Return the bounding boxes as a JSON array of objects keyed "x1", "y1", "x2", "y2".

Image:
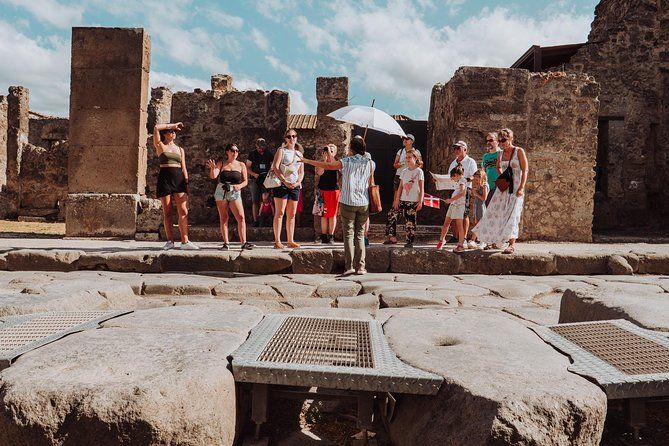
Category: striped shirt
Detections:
[{"x1": 339, "y1": 154, "x2": 372, "y2": 206}]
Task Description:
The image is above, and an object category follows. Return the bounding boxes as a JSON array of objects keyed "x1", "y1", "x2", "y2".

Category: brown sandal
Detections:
[
  {"x1": 286, "y1": 242, "x2": 301, "y2": 248},
  {"x1": 274, "y1": 242, "x2": 284, "y2": 250},
  {"x1": 503, "y1": 246, "x2": 515, "y2": 254}
]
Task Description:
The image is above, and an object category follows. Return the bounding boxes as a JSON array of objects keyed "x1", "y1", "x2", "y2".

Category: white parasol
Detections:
[{"x1": 327, "y1": 105, "x2": 407, "y2": 138}]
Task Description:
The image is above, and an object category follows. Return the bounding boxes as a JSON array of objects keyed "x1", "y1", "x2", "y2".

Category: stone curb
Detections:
[{"x1": 1, "y1": 247, "x2": 668, "y2": 275}]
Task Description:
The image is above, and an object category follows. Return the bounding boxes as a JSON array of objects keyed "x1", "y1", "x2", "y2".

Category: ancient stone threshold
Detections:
[{"x1": 1, "y1": 244, "x2": 668, "y2": 275}]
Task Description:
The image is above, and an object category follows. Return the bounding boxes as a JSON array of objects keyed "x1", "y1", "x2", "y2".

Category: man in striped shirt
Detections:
[{"x1": 301, "y1": 136, "x2": 374, "y2": 275}]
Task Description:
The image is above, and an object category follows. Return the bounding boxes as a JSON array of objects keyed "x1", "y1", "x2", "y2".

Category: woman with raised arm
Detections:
[
  {"x1": 153, "y1": 122, "x2": 199, "y2": 250},
  {"x1": 301, "y1": 136, "x2": 373, "y2": 275},
  {"x1": 207, "y1": 144, "x2": 254, "y2": 251},
  {"x1": 271, "y1": 128, "x2": 304, "y2": 249}
]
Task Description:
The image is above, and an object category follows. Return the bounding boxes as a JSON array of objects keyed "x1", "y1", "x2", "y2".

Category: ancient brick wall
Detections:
[
  {"x1": 28, "y1": 117, "x2": 69, "y2": 148},
  {"x1": 427, "y1": 67, "x2": 599, "y2": 241},
  {"x1": 19, "y1": 141, "x2": 68, "y2": 219},
  {"x1": 566, "y1": 0, "x2": 669, "y2": 228},
  {"x1": 0, "y1": 96, "x2": 7, "y2": 189},
  {"x1": 154, "y1": 83, "x2": 288, "y2": 224}
]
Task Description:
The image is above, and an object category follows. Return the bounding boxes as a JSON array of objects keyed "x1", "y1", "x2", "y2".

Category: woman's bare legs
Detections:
[
  {"x1": 228, "y1": 199, "x2": 247, "y2": 244},
  {"x1": 273, "y1": 197, "x2": 288, "y2": 248},
  {"x1": 160, "y1": 195, "x2": 173, "y2": 241},
  {"x1": 285, "y1": 199, "x2": 299, "y2": 246},
  {"x1": 215, "y1": 200, "x2": 230, "y2": 243},
  {"x1": 173, "y1": 192, "x2": 190, "y2": 243}
]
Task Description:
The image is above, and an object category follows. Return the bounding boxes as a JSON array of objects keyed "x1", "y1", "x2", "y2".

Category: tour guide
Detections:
[{"x1": 300, "y1": 136, "x2": 374, "y2": 276}]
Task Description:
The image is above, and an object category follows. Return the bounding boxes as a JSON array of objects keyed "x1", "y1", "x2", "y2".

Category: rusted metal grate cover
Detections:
[
  {"x1": 0, "y1": 310, "x2": 131, "y2": 370},
  {"x1": 551, "y1": 322, "x2": 669, "y2": 375},
  {"x1": 532, "y1": 320, "x2": 669, "y2": 399},
  {"x1": 258, "y1": 317, "x2": 374, "y2": 368},
  {"x1": 231, "y1": 314, "x2": 443, "y2": 395}
]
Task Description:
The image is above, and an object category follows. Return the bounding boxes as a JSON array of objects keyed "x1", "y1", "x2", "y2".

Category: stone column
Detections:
[
  {"x1": 211, "y1": 74, "x2": 233, "y2": 96},
  {"x1": 0, "y1": 95, "x2": 7, "y2": 190},
  {"x1": 2, "y1": 87, "x2": 30, "y2": 217},
  {"x1": 314, "y1": 77, "x2": 351, "y2": 152},
  {"x1": 66, "y1": 27, "x2": 151, "y2": 237}
]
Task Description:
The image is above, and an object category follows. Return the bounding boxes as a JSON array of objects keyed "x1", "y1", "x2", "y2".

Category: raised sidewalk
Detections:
[{"x1": 0, "y1": 239, "x2": 667, "y2": 275}]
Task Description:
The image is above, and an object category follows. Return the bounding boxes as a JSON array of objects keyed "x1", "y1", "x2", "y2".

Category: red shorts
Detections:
[{"x1": 320, "y1": 189, "x2": 340, "y2": 218}]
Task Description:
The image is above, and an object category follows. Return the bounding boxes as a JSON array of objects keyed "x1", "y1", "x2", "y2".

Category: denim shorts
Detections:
[{"x1": 214, "y1": 183, "x2": 241, "y2": 201}]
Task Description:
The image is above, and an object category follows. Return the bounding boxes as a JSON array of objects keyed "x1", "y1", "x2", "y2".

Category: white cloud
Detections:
[
  {"x1": 150, "y1": 72, "x2": 209, "y2": 92},
  {"x1": 287, "y1": 89, "x2": 311, "y2": 114},
  {"x1": 255, "y1": 0, "x2": 299, "y2": 21},
  {"x1": 266, "y1": 55, "x2": 301, "y2": 83},
  {"x1": 149, "y1": 26, "x2": 231, "y2": 73},
  {"x1": 207, "y1": 9, "x2": 244, "y2": 29},
  {"x1": 318, "y1": 1, "x2": 592, "y2": 117},
  {"x1": 251, "y1": 27, "x2": 271, "y2": 52},
  {"x1": 1, "y1": 0, "x2": 83, "y2": 29},
  {"x1": 295, "y1": 15, "x2": 341, "y2": 55},
  {"x1": 0, "y1": 20, "x2": 70, "y2": 116}
]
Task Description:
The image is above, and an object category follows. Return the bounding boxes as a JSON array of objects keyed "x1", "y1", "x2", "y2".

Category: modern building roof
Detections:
[{"x1": 511, "y1": 43, "x2": 586, "y2": 72}]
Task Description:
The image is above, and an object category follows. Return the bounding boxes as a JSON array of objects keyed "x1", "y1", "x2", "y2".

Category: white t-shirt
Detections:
[
  {"x1": 399, "y1": 167, "x2": 424, "y2": 202},
  {"x1": 395, "y1": 147, "x2": 422, "y2": 176},
  {"x1": 448, "y1": 155, "x2": 478, "y2": 187},
  {"x1": 451, "y1": 178, "x2": 467, "y2": 206}
]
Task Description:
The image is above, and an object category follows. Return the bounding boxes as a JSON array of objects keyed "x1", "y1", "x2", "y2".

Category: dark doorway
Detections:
[{"x1": 353, "y1": 120, "x2": 428, "y2": 209}]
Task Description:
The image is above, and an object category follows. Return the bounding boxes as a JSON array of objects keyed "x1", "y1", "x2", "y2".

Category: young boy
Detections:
[{"x1": 437, "y1": 166, "x2": 467, "y2": 253}]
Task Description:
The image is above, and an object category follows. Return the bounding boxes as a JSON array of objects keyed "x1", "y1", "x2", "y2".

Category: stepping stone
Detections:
[{"x1": 383, "y1": 308, "x2": 606, "y2": 445}]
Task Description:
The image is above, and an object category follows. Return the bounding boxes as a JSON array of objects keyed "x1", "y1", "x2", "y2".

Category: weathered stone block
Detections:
[
  {"x1": 6, "y1": 249, "x2": 84, "y2": 272},
  {"x1": 390, "y1": 248, "x2": 460, "y2": 274},
  {"x1": 211, "y1": 74, "x2": 233, "y2": 93},
  {"x1": 290, "y1": 249, "x2": 333, "y2": 274},
  {"x1": 135, "y1": 196, "x2": 162, "y2": 232},
  {"x1": 71, "y1": 27, "x2": 151, "y2": 70},
  {"x1": 76, "y1": 250, "x2": 162, "y2": 273},
  {"x1": 65, "y1": 194, "x2": 138, "y2": 237},
  {"x1": 160, "y1": 251, "x2": 237, "y2": 273},
  {"x1": 236, "y1": 251, "x2": 292, "y2": 274}
]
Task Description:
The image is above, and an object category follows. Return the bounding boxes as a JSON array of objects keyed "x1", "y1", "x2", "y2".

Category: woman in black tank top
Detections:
[
  {"x1": 207, "y1": 144, "x2": 254, "y2": 250},
  {"x1": 316, "y1": 144, "x2": 340, "y2": 244}
]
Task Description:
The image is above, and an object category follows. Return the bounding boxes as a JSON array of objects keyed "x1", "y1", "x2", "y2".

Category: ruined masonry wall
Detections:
[
  {"x1": 566, "y1": 0, "x2": 669, "y2": 228},
  {"x1": 428, "y1": 67, "x2": 599, "y2": 241},
  {"x1": 157, "y1": 88, "x2": 289, "y2": 224},
  {"x1": 0, "y1": 96, "x2": 7, "y2": 189}
]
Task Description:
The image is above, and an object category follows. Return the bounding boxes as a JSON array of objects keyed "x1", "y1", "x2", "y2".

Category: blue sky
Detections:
[{"x1": 0, "y1": 0, "x2": 598, "y2": 118}]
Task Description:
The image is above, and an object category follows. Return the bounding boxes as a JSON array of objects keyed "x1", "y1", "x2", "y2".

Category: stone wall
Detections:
[
  {"x1": 66, "y1": 27, "x2": 151, "y2": 237},
  {"x1": 428, "y1": 67, "x2": 599, "y2": 241},
  {"x1": 28, "y1": 116, "x2": 68, "y2": 148},
  {"x1": 18, "y1": 141, "x2": 68, "y2": 219},
  {"x1": 0, "y1": 96, "x2": 7, "y2": 189},
  {"x1": 565, "y1": 0, "x2": 669, "y2": 228},
  {"x1": 152, "y1": 77, "x2": 288, "y2": 224}
]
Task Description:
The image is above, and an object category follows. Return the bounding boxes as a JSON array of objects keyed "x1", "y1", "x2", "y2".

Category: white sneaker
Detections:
[
  {"x1": 356, "y1": 268, "x2": 367, "y2": 275},
  {"x1": 467, "y1": 240, "x2": 478, "y2": 249},
  {"x1": 341, "y1": 269, "x2": 356, "y2": 277},
  {"x1": 162, "y1": 241, "x2": 175, "y2": 250},
  {"x1": 477, "y1": 241, "x2": 486, "y2": 249},
  {"x1": 180, "y1": 241, "x2": 200, "y2": 250}
]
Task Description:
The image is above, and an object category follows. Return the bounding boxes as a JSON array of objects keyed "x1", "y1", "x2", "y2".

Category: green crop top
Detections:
[{"x1": 159, "y1": 150, "x2": 182, "y2": 166}]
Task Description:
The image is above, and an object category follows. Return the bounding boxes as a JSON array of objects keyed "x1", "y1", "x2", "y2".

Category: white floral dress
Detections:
[{"x1": 472, "y1": 149, "x2": 524, "y2": 246}]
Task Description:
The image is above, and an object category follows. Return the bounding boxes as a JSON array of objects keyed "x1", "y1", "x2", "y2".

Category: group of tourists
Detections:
[{"x1": 152, "y1": 121, "x2": 528, "y2": 273}]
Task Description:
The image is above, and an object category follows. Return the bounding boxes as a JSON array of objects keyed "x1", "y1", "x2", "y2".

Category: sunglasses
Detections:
[
  {"x1": 486, "y1": 139, "x2": 495, "y2": 143},
  {"x1": 453, "y1": 146, "x2": 463, "y2": 150},
  {"x1": 227, "y1": 148, "x2": 239, "y2": 152},
  {"x1": 499, "y1": 137, "x2": 508, "y2": 143},
  {"x1": 286, "y1": 135, "x2": 297, "y2": 139}
]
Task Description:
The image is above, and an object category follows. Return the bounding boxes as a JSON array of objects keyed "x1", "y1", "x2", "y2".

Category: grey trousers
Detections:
[{"x1": 339, "y1": 203, "x2": 369, "y2": 271}]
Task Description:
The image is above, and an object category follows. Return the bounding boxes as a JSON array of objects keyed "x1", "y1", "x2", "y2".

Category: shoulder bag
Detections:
[
  {"x1": 368, "y1": 160, "x2": 382, "y2": 214},
  {"x1": 494, "y1": 147, "x2": 516, "y2": 194}
]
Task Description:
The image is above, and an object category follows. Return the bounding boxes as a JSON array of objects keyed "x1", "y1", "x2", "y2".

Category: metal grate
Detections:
[
  {"x1": 258, "y1": 317, "x2": 373, "y2": 368},
  {"x1": 0, "y1": 312, "x2": 111, "y2": 352},
  {"x1": 0, "y1": 311, "x2": 131, "y2": 370},
  {"x1": 551, "y1": 322, "x2": 669, "y2": 375},
  {"x1": 231, "y1": 315, "x2": 443, "y2": 395}
]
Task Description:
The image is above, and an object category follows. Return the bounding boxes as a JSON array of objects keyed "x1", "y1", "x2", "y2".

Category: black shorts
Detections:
[
  {"x1": 156, "y1": 167, "x2": 187, "y2": 198},
  {"x1": 273, "y1": 185, "x2": 300, "y2": 201}
]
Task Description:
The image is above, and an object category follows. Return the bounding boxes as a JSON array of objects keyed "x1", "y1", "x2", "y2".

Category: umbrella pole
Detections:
[{"x1": 362, "y1": 99, "x2": 376, "y2": 141}]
